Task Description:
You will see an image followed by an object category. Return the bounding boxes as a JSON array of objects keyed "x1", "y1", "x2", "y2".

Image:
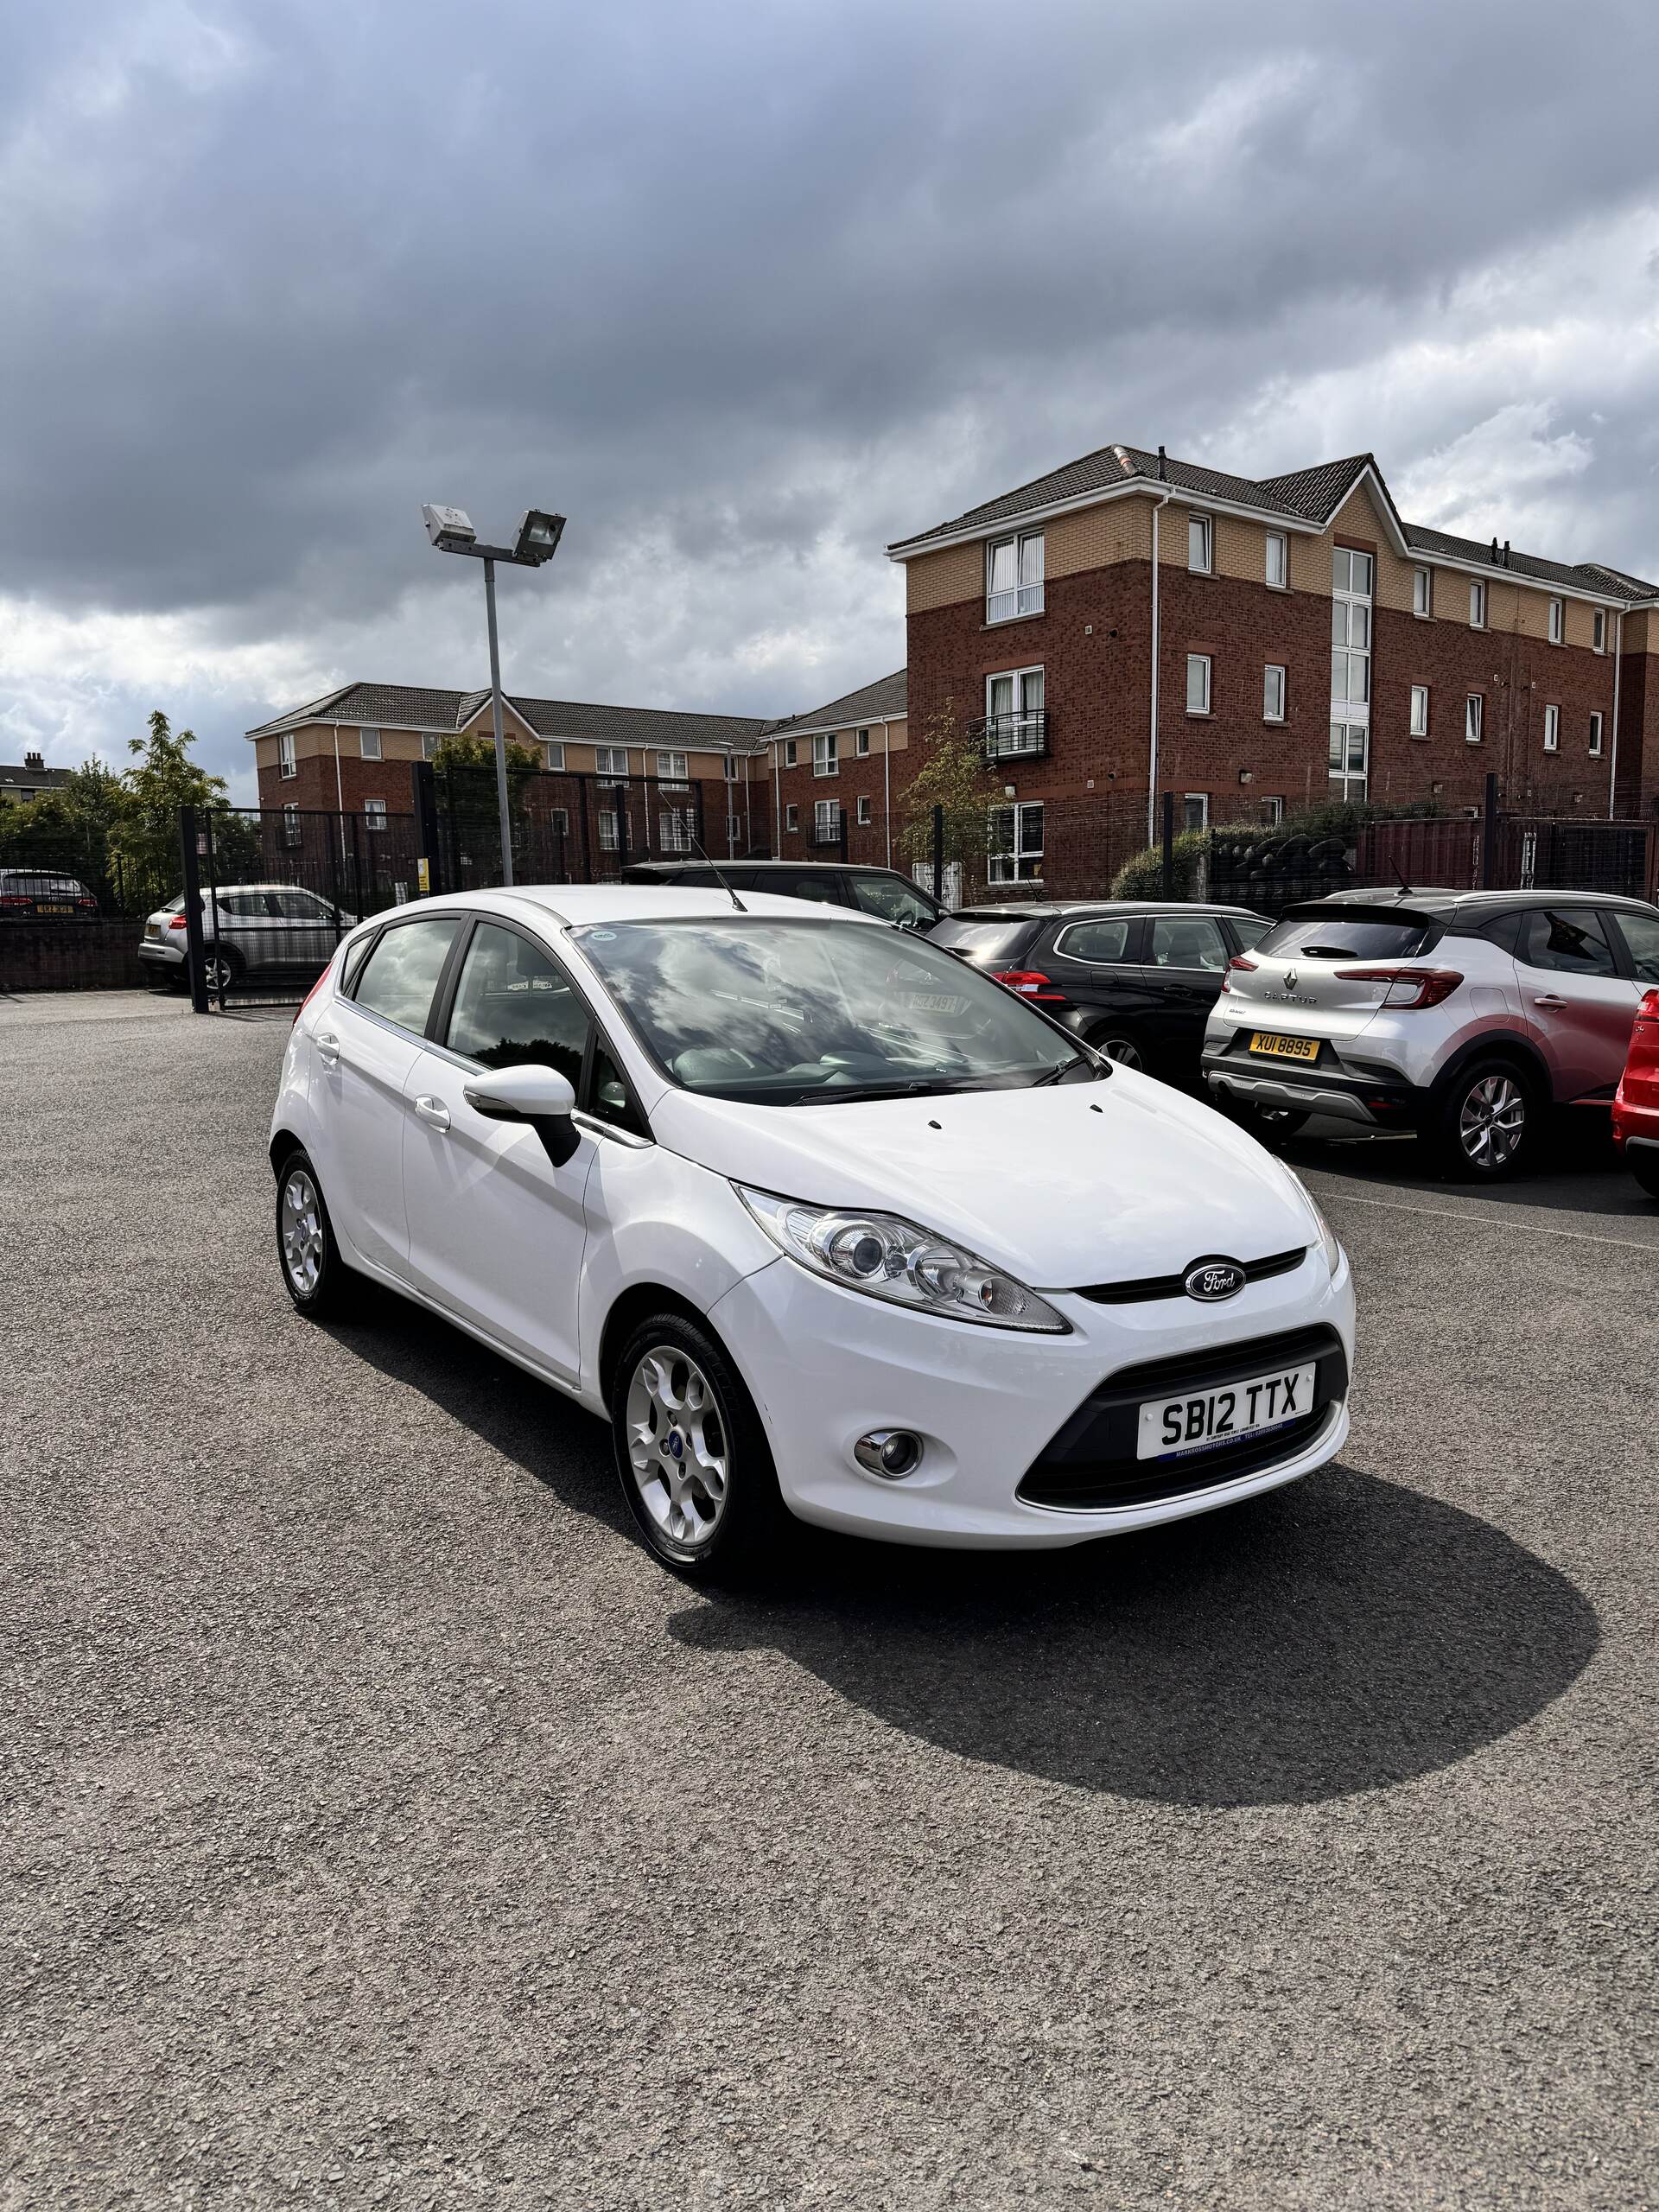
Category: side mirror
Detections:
[{"x1": 463, "y1": 1064, "x2": 580, "y2": 1166}]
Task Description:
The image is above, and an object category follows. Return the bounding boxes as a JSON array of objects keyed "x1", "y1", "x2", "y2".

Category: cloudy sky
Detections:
[{"x1": 5, "y1": 0, "x2": 1659, "y2": 798}]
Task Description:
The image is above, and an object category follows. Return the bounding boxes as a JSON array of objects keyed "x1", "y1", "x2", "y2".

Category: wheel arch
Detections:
[
  {"x1": 1431, "y1": 1030, "x2": 1551, "y2": 1106},
  {"x1": 269, "y1": 1127, "x2": 307, "y2": 1178}
]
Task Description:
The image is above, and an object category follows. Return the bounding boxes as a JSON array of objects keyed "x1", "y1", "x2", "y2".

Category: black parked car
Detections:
[
  {"x1": 928, "y1": 900, "x2": 1274, "y2": 1084},
  {"x1": 620, "y1": 858, "x2": 944, "y2": 928}
]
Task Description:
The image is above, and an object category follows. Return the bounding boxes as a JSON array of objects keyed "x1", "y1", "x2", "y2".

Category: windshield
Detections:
[
  {"x1": 571, "y1": 917, "x2": 1094, "y2": 1104},
  {"x1": 927, "y1": 916, "x2": 1039, "y2": 963},
  {"x1": 1257, "y1": 913, "x2": 1434, "y2": 961}
]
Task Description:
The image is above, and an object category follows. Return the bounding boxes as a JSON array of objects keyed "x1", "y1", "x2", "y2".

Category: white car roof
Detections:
[{"x1": 410, "y1": 884, "x2": 886, "y2": 931}]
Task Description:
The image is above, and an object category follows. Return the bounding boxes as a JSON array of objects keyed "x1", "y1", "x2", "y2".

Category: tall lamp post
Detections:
[{"x1": 422, "y1": 503, "x2": 565, "y2": 887}]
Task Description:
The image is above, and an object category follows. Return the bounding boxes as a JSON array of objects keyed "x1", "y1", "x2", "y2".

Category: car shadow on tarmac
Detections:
[
  {"x1": 331, "y1": 1298, "x2": 1598, "y2": 1812},
  {"x1": 1283, "y1": 1113, "x2": 1655, "y2": 1223}
]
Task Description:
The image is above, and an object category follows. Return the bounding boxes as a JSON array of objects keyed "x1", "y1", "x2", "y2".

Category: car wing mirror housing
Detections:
[{"x1": 463, "y1": 1064, "x2": 581, "y2": 1166}]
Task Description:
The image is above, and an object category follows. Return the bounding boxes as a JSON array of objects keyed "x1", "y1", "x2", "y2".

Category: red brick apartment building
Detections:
[
  {"x1": 888, "y1": 441, "x2": 1659, "y2": 883},
  {"x1": 760, "y1": 669, "x2": 909, "y2": 866}
]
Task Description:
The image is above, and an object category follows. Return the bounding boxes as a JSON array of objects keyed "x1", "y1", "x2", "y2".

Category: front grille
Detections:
[
  {"x1": 1018, "y1": 1323, "x2": 1345, "y2": 1512},
  {"x1": 1076, "y1": 1246, "x2": 1307, "y2": 1306}
]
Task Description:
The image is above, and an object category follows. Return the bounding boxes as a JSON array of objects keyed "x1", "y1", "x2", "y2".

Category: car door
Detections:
[
  {"x1": 270, "y1": 887, "x2": 342, "y2": 970},
  {"x1": 399, "y1": 917, "x2": 595, "y2": 1381},
  {"x1": 1045, "y1": 916, "x2": 1151, "y2": 1058},
  {"x1": 1516, "y1": 906, "x2": 1644, "y2": 1097},
  {"x1": 319, "y1": 914, "x2": 467, "y2": 1276},
  {"x1": 1141, "y1": 913, "x2": 1235, "y2": 1077}
]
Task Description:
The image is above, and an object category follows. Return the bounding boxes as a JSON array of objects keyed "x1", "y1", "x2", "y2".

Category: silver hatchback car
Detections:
[
  {"x1": 140, "y1": 883, "x2": 356, "y2": 994},
  {"x1": 1204, "y1": 887, "x2": 1659, "y2": 1178}
]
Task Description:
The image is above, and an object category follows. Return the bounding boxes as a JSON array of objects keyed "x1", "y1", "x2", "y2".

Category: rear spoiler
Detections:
[{"x1": 1274, "y1": 899, "x2": 1444, "y2": 931}]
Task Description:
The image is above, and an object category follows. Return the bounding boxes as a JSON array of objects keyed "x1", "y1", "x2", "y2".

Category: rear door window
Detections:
[
  {"x1": 1609, "y1": 909, "x2": 1659, "y2": 984},
  {"x1": 352, "y1": 917, "x2": 463, "y2": 1033},
  {"x1": 1052, "y1": 918, "x2": 1136, "y2": 964},
  {"x1": 1256, "y1": 913, "x2": 1434, "y2": 961},
  {"x1": 1148, "y1": 916, "x2": 1230, "y2": 971},
  {"x1": 1519, "y1": 908, "x2": 1619, "y2": 978},
  {"x1": 770, "y1": 871, "x2": 847, "y2": 906}
]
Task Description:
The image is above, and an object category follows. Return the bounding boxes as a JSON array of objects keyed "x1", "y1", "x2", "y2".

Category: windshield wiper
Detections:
[
  {"x1": 785, "y1": 1077, "x2": 976, "y2": 1106},
  {"x1": 1030, "y1": 1054, "x2": 1096, "y2": 1085}
]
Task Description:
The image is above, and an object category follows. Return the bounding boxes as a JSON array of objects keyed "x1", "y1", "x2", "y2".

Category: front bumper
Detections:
[{"x1": 709, "y1": 1245, "x2": 1356, "y2": 1548}]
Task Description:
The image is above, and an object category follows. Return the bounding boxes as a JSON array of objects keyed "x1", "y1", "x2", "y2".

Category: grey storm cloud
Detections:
[{"x1": 5, "y1": 0, "x2": 1659, "y2": 787}]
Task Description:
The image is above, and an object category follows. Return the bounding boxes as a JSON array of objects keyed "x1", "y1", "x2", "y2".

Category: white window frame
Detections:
[
  {"x1": 856, "y1": 793, "x2": 873, "y2": 824},
  {"x1": 1264, "y1": 531, "x2": 1287, "y2": 590},
  {"x1": 547, "y1": 806, "x2": 569, "y2": 837},
  {"x1": 784, "y1": 739, "x2": 798, "y2": 767},
  {"x1": 983, "y1": 667, "x2": 1046, "y2": 757},
  {"x1": 988, "y1": 801, "x2": 1044, "y2": 884},
  {"x1": 855, "y1": 728, "x2": 871, "y2": 756},
  {"x1": 1328, "y1": 723, "x2": 1369, "y2": 798},
  {"x1": 363, "y1": 797, "x2": 387, "y2": 832},
  {"x1": 658, "y1": 807, "x2": 695, "y2": 853},
  {"x1": 1185, "y1": 653, "x2": 1212, "y2": 715},
  {"x1": 655, "y1": 749, "x2": 689, "y2": 785},
  {"x1": 723, "y1": 753, "x2": 741, "y2": 781},
  {"x1": 1465, "y1": 693, "x2": 1484, "y2": 745},
  {"x1": 726, "y1": 809, "x2": 742, "y2": 846},
  {"x1": 1182, "y1": 792, "x2": 1210, "y2": 832},
  {"x1": 277, "y1": 732, "x2": 296, "y2": 780},
  {"x1": 359, "y1": 726, "x2": 382, "y2": 760},
  {"x1": 1410, "y1": 684, "x2": 1430, "y2": 738},
  {"x1": 1470, "y1": 580, "x2": 1487, "y2": 629},
  {"x1": 1413, "y1": 567, "x2": 1433, "y2": 618},
  {"x1": 1263, "y1": 664, "x2": 1286, "y2": 722},
  {"x1": 986, "y1": 531, "x2": 1045, "y2": 622},
  {"x1": 1187, "y1": 513, "x2": 1213, "y2": 575},
  {"x1": 598, "y1": 810, "x2": 620, "y2": 852},
  {"x1": 544, "y1": 741, "x2": 565, "y2": 772},
  {"x1": 813, "y1": 797, "x2": 841, "y2": 842},
  {"x1": 595, "y1": 746, "x2": 630, "y2": 782},
  {"x1": 1259, "y1": 796, "x2": 1285, "y2": 827},
  {"x1": 1542, "y1": 703, "x2": 1560, "y2": 753},
  {"x1": 785, "y1": 801, "x2": 799, "y2": 832},
  {"x1": 283, "y1": 801, "x2": 302, "y2": 848},
  {"x1": 811, "y1": 733, "x2": 839, "y2": 778},
  {"x1": 1590, "y1": 711, "x2": 1605, "y2": 758},
  {"x1": 1332, "y1": 551, "x2": 1372, "y2": 715},
  {"x1": 1548, "y1": 597, "x2": 1565, "y2": 645},
  {"x1": 421, "y1": 732, "x2": 442, "y2": 762},
  {"x1": 1593, "y1": 608, "x2": 1607, "y2": 653}
]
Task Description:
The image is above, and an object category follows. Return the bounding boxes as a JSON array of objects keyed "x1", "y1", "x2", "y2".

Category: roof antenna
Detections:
[
  {"x1": 1392, "y1": 861, "x2": 1413, "y2": 898},
  {"x1": 1157, "y1": 444, "x2": 1167, "y2": 480},
  {"x1": 685, "y1": 829, "x2": 747, "y2": 912}
]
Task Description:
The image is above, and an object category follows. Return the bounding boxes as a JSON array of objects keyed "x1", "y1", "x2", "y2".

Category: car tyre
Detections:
[
  {"x1": 275, "y1": 1147, "x2": 354, "y2": 1319},
  {"x1": 1628, "y1": 1147, "x2": 1659, "y2": 1202},
  {"x1": 1429, "y1": 1058, "x2": 1535, "y2": 1180},
  {"x1": 611, "y1": 1313, "x2": 791, "y2": 1581},
  {"x1": 201, "y1": 944, "x2": 243, "y2": 996}
]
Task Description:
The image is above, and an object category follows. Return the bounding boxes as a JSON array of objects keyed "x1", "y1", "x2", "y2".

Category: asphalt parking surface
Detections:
[{"x1": 3, "y1": 993, "x2": 1656, "y2": 2210}]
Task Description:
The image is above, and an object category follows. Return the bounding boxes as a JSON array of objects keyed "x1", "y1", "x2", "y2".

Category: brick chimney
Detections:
[{"x1": 23, "y1": 750, "x2": 44, "y2": 771}]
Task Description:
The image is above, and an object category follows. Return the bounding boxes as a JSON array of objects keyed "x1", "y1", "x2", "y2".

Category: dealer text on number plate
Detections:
[
  {"x1": 1136, "y1": 1362, "x2": 1316, "y2": 1461},
  {"x1": 1249, "y1": 1032, "x2": 1319, "y2": 1061}
]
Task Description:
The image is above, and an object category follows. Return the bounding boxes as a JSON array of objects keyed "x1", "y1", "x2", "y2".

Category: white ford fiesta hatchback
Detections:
[{"x1": 270, "y1": 887, "x2": 1355, "y2": 1577}]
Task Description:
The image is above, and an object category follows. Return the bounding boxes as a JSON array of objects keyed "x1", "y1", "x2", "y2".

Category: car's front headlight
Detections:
[
  {"x1": 1288, "y1": 1174, "x2": 1344, "y2": 1276},
  {"x1": 734, "y1": 1185, "x2": 1069, "y2": 1333}
]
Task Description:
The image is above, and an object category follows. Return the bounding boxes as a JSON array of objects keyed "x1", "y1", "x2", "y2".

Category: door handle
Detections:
[
  {"x1": 1533, "y1": 995, "x2": 1568, "y2": 1010},
  {"x1": 315, "y1": 1030, "x2": 340, "y2": 1067},
  {"x1": 413, "y1": 1095, "x2": 451, "y2": 1132}
]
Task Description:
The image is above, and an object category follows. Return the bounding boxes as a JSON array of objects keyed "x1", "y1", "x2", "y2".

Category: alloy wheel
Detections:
[
  {"x1": 204, "y1": 955, "x2": 235, "y2": 994},
  {"x1": 1459, "y1": 1073, "x2": 1525, "y2": 1170},
  {"x1": 281, "y1": 1168, "x2": 325, "y2": 1294},
  {"x1": 626, "y1": 1345, "x2": 730, "y2": 1550},
  {"x1": 1101, "y1": 1038, "x2": 1143, "y2": 1071}
]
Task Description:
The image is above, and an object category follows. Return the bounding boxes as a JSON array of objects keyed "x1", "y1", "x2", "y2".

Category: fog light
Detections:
[{"x1": 854, "y1": 1430, "x2": 923, "y2": 1479}]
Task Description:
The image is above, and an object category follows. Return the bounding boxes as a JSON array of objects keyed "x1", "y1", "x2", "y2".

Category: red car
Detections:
[{"x1": 1613, "y1": 987, "x2": 1659, "y2": 1199}]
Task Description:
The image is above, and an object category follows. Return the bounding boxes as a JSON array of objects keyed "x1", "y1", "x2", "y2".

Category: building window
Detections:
[
  {"x1": 784, "y1": 738, "x2": 798, "y2": 767},
  {"x1": 658, "y1": 809, "x2": 694, "y2": 852},
  {"x1": 1264, "y1": 531, "x2": 1287, "y2": 589},
  {"x1": 655, "y1": 750, "x2": 689, "y2": 785},
  {"x1": 856, "y1": 793, "x2": 872, "y2": 824},
  {"x1": 1465, "y1": 693, "x2": 1484, "y2": 745},
  {"x1": 1259, "y1": 797, "x2": 1285, "y2": 826},
  {"x1": 726, "y1": 810, "x2": 742, "y2": 846},
  {"x1": 364, "y1": 798, "x2": 387, "y2": 832},
  {"x1": 1470, "y1": 580, "x2": 1486, "y2": 629},
  {"x1": 1590, "y1": 711, "x2": 1605, "y2": 758},
  {"x1": 544, "y1": 742, "x2": 565, "y2": 772},
  {"x1": 1328, "y1": 723, "x2": 1369, "y2": 798},
  {"x1": 1410, "y1": 684, "x2": 1430, "y2": 737},
  {"x1": 1543, "y1": 703, "x2": 1560, "y2": 753},
  {"x1": 1185, "y1": 653, "x2": 1212, "y2": 715},
  {"x1": 986, "y1": 531, "x2": 1044, "y2": 622},
  {"x1": 723, "y1": 753, "x2": 741, "y2": 780},
  {"x1": 359, "y1": 726, "x2": 382, "y2": 760},
  {"x1": 855, "y1": 728, "x2": 871, "y2": 756},
  {"x1": 548, "y1": 807, "x2": 569, "y2": 837},
  {"x1": 985, "y1": 667, "x2": 1045, "y2": 756},
  {"x1": 422, "y1": 732, "x2": 442, "y2": 761},
  {"x1": 785, "y1": 802, "x2": 799, "y2": 832},
  {"x1": 277, "y1": 732, "x2": 296, "y2": 780},
  {"x1": 988, "y1": 801, "x2": 1044, "y2": 883},
  {"x1": 283, "y1": 803, "x2": 302, "y2": 848},
  {"x1": 595, "y1": 747, "x2": 629, "y2": 782},
  {"x1": 1593, "y1": 608, "x2": 1607, "y2": 653},
  {"x1": 1263, "y1": 664, "x2": 1286, "y2": 722},
  {"x1": 1187, "y1": 514, "x2": 1212, "y2": 574},
  {"x1": 598, "y1": 810, "x2": 620, "y2": 851},
  {"x1": 1182, "y1": 792, "x2": 1210, "y2": 832},
  {"x1": 1332, "y1": 549, "x2": 1372, "y2": 713},
  {"x1": 1413, "y1": 567, "x2": 1433, "y2": 618},
  {"x1": 1548, "y1": 597, "x2": 1564, "y2": 645},
  {"x1": 814, "y1": 798, "x2": 841, "y2": 842},
  {"x1": 811, "y1": 733, "x2": 838, "y2": 778}
]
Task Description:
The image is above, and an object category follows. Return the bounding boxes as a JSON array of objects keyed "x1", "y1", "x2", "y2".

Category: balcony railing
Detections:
[{"x1": 975, "y1": 710, "x2": 1050, "y2": 762}]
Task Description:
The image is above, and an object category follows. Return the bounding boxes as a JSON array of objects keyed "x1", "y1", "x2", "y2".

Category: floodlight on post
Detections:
[{"x1": 421, "y1": 501, "x2": 566, "y2": 888}]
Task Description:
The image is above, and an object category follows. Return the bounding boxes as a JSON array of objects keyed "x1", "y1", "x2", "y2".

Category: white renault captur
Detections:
[{"x1": 270, "y1": 887, "x2": 1354, "y2": 1578}]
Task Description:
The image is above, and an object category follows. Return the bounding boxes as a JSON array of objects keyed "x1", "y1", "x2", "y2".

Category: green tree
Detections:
[
  {"x1": 0, "y1": 758, "x2": 135, "y2": 906},
  {"x1": 430, "y1": 728, "x2": 543, "y2": 874},
  {"x1": 109, "y1": 711, "x2": 230, "y2": 900},
  {"x1": 895, "y1": 700, "x2": 999, "y2": 885}
]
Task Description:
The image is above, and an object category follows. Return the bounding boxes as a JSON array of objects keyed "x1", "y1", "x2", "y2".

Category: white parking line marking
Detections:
[{"x1": 1309, "y1": 1185, "x2": 1659, "y2": 1255}]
